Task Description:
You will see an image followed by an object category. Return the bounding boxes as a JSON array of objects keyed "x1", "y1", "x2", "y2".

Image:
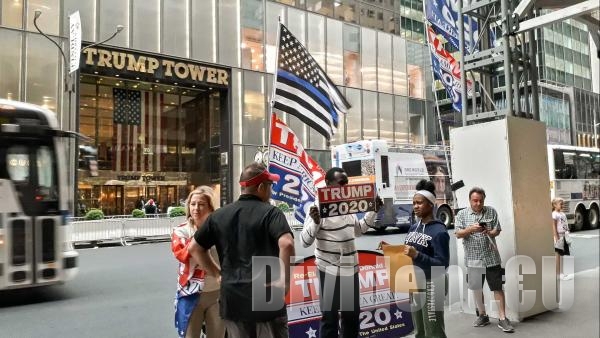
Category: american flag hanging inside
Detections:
[
  {"x1": 113, "y1": 88, "x2": 141, "y2": 126},
  {"x1": 273, "y1": 23, "x2": 350, "y2": 140}
]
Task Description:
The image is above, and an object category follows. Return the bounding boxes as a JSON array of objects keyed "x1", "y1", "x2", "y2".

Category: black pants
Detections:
[{"x1": 318, "y1": 270, "x2": 360, "y2": 338}]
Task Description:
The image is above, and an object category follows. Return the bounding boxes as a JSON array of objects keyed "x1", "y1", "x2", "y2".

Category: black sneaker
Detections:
[
  {"x1": 498, "y1": 318, "x2": 515, "y2": 333},
  {"x1": 473, "y1": 314, "x2": 490, "y2": 327}
]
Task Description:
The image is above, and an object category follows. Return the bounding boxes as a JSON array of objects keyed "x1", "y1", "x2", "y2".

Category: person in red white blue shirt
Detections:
[{"x1": 171, "y1": 186, "x2": 224, "y2": 338}]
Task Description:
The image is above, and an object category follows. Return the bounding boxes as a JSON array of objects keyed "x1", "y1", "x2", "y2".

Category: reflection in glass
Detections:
[
  {"x1": 99, "y1": 0, "x2": 129, "y2": 47},
  {"x1": 345, "y1": 88, "x2": 362, "y2": 141},
  {"x1": 191, "y1": 0, "x2": 216, "y2": 62},
  {"x1": 133, "y1": 0, "x2": 159, "y2": 52},
  {"x1": 394, "y1": 95, "x2": 409, "y2": 143},
  {"x1": 343, "y1": 24, "x2": 360, "y2": 88},
  {"x1": 363, "y1": 91, "x2": 378, "y2": 140},
  {"x1": 379, "y1": 93, "x2": 393, "y2": 142},
  {"x1": 265, "y1": 2, "x2": 286, "y2": 74},
  {"x1": 377, "y1": 32, "x2": 392, "y2": 93},
  {"x1": 361, "y1": 28, "x2": 377, "y2": 91},
  {"x1": 0, "y1": 30, "x2": 21, "y2": 100},
  {"x1": 326, "y1": 18, "x2": 343, "y2": 85},
  {"x1": 26, "y1": 34, "x2": 59, "y2": 112},
  {"x1": 307, "y1": 13, "x2": 326, "y2": 70},
  {"x1": 62, "y1": 0, "x2": 96, "y2": 41},
  {"x1": 2, "y1": 0, "x2": 23, "y2": 29},
  {"x1": 243, "y1": 71, "x2": 266, "y2": 145},
  {"x1": 163, "y1": 0, "x2": 189, "y2": 58},
  {"x1": 241, "y1": 0, "x2": 265, "y2": 72},
  {"x1": 219, "y1": 0, "x2": 240, "y2": 67},
  {"x1": 393, "y1": 36, "x2": 408, "y2": 95}
]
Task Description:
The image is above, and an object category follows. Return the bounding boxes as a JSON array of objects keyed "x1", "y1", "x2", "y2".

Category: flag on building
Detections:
[
  {"x1": 425, "y1": 0, "x2": 479, "y2": 54},
  {"x1": 427, "y1": 26, "x2": 472, "y2": 112},
  {"x1": 272, "y1": 23, "x2": 350, "y2": 140},
  {"x1": 113, "y1": 88, "x2": 142, "y2": 126},
  {"x1": 268, "y1": 114, "x2": 326, "y2": 223}
]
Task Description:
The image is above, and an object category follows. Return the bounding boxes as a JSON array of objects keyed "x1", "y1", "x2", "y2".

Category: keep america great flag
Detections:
[{"x1": 273, "y1": 23, "x2": 350, "y2": 140}]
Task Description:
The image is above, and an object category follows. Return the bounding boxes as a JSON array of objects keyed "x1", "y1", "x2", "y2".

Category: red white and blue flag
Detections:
[
  {"x1": 268, "y1": 114, "x2": 326, "y2": 223},
  {"x1": 427, "y1": 26, "x2": 472, "y2": 112}
]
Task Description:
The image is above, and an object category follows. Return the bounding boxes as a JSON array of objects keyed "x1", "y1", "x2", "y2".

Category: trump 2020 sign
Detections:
[{"x1": 286, "y1": 251, "x2": 414, "y2": 337}]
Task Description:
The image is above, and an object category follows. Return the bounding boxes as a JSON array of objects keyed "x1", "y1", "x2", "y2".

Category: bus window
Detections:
[
  {"x1": 7, "y1": 146, "x2": 30, "y2": 182},
  {"x1": 381, "y1": 155, "x2": 390, "y2": 188},
  {"x1": 36, "y1": 146, "x2": 58, "y2": 201}
]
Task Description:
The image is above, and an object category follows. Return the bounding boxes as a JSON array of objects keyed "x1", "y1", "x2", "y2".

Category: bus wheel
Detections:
[
  {"x1": 437, "y1": 205, "x2": 454, "y2": 229},
  {"x1": 588, "y1": 206, "x2": 599, "y2": 229},
  {"x1": 573, "y1": 206, "x2": 586, "y2": 231}
]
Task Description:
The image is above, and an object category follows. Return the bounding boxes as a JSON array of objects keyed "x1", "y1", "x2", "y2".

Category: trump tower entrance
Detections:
[{"x1": 76, "y1": 46, "x2": 231, "y2": 216}]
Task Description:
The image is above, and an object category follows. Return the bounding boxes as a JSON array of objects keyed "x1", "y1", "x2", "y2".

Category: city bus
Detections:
[
  {"x1": 331, "y1": 140, "x2": 456, "y2": 231},
  {"x1": 548, "y1": 144, "x2": 600, "y2": 231},
  {"x1": 0, "y1": 99, "x2": 79, "y2": 290}
]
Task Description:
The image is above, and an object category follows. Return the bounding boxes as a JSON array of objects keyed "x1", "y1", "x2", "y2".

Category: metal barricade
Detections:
[
  {"x1": 70, "y1": 219, "x2": 124, "y2": 244},
  {"x1": 120, "y1": 216, "x2": 186, "y2": 245}
]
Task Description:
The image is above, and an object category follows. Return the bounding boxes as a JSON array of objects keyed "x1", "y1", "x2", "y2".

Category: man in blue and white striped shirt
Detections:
[{"x1": 301, "y1": 167, "x2": 382, "y2": 338}]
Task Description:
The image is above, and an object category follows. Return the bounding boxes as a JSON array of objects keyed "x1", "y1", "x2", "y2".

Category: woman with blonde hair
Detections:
[
  {"x1": 552, "y1": 197, "x2": 572, "y2": 280},
  {"x1": 172, "y1": 186, "x2": 224, "y2": 338}
]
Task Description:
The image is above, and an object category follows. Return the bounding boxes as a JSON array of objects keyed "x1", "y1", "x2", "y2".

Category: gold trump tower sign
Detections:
[{"x1": 81, "y1": 46, "x2": 229, "y2": 88}]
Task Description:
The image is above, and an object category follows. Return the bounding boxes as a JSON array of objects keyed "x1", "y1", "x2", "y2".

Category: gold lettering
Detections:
[
  {"x1": 217, "y1": 69, "x2": 229, "y2": 85},
  {"x1": 127, "y1": 54, "x2": 147, "y2": 72},
  {"x1": 163, "y1": 60, "x2": 175, "y2": 77},
  {"x1": 83, "y1": 48, "x2": 97, "y2": 65},
  {"x1": 187, "y1": 64, "x2": 206, "y2": 81},
  {"x1": 147, "y1": 57, "x2": 159, "y2": 74},
  {"x1": 174, "y1": 62, "x2": 189, "y2": 78},
  {"x1": 112, "y1": 52, "x2": 127, "y2": 70},
  {"x1": 206, "y1": 68, "x2": 217, "y2": 83},
  {"x1": 97, "y1": 49, "x2": 113, "y2": 68}
]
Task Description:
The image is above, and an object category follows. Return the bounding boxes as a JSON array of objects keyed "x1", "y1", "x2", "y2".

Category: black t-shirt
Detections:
[{"x1": 194, "y1": 194, "x2": 293, "y2": 322}]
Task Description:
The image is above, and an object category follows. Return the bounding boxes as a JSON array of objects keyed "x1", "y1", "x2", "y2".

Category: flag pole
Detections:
[{"x1": 267, "y1": 18, "x2": 283, "y2": 168}]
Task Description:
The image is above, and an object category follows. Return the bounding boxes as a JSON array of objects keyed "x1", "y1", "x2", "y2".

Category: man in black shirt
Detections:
[{"x1": 188, "y1": 162, "x2": 295, "y2": 338}]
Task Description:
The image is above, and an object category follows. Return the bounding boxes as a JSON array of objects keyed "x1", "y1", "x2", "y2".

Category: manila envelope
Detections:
[{"x1": 380, "y1": 243, "x2": 418, "y2": 293}]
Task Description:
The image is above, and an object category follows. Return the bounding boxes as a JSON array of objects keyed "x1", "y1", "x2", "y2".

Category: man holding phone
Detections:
[{"x1": 455, "y1": 187, "x2": 514, "y2": 333}]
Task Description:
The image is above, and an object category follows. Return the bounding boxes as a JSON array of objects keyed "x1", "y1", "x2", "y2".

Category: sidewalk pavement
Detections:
[{"x1": 411, "y1": 268, "x2": 599, "y2": 337}]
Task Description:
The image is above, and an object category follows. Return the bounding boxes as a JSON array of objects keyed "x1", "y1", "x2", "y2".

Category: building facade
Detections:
[{"x1": 0, "y1": 0, "x2": 440, "y2": 215}]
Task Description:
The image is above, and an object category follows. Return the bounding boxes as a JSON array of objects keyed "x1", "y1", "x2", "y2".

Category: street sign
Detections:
[
  {"x1": 69, "y1": 11, "x2": 81, "y2": 74},
  {"x1": 318, "y1": 183, "x2": 376, "y2": 218}
]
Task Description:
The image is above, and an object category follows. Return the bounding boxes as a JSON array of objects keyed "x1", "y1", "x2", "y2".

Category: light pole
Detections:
[{"x1": 33, "y1": 10, "x2": 123, "y2": 215}]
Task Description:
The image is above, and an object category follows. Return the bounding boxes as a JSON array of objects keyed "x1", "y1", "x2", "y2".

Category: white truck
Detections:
[{"x1": 331, "y1": 140, "x2": 456, "y2": 231}]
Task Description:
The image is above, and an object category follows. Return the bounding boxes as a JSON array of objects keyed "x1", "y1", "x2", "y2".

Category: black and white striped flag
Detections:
[{"x1": 273, "y1": 23, "x2": 350, "y2": 140}]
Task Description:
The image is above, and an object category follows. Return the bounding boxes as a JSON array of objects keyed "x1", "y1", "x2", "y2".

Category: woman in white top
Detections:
[{"x1": 552, "y1": 198, "x2": 572, "y2": 280}]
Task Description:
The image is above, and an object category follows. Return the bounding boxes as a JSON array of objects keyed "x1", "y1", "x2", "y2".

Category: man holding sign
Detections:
[{"x1": 301, "y1": 167, "x2": 382, "y2": 338}]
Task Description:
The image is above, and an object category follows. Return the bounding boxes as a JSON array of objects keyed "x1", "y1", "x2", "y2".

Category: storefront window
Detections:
[
  {"x1": 326, "y1": 18, "x2": 343, "y2": 85},
  {"x1": 163, "y1": 0, "x2": 189, "y2": 58},
  {"x1": 409, "y1": 98, "x2": 424, "y2": 143},
  {"x1": 25, "y1": 33, "x2": 58, "y2": 112},
  {"x1": 218, "y1": 0, "x2": 240, "y2": 67},
  {"x1": 133, "y1": 0, "x2": 159, "y2": 52},
  {"x1": 191, "y1": 0, "x2": 216, "y2": 63},
  {"x1": 0, "y1": 29, "x2": 21, "y2": 100},
  {"x1": 377, "y1": 32, "x2": 392, "y2": 93},
  {"x1": 307, "y1": 13, "x2": 326, "y2": 70},
  {"x1": 393, "y1": 36, "x2": 408, "y2": 95},
  {"x1": 265, "y1": 2, "x2": 285, "y2": 74},
  {"x1": 346, "y1": 88, "x2": 362, "y2": 141},
  {"x1": 330, "y1": 88, "x2": 346, "y2": 146},
  {"x1": 379, "y1": 93, "x2": 393, "y2": 142},
  {"x1": 361, "y1": 28, "x2": 377, "y2": 91},
  {"x1": 363, "y1": 91, "x2": 378, "y2": 139},
  {"x1": 394, "y1": 95, "x2": 409, "y2": 143},
  {"x1": 343, "y1": 24, "x2": 360, "y2": 88},
  {"x1": 1, "y1": 0, "x2": 23, "y2": 29},
  {"x1": 243, "y1": 71, "x2": 266, "y2": 145},
  {"x1": 99, "y1": 0, "x2": 129, "y2": 48},
  {"x1": 241, "y1": 0, "x2": 265, "y2": 72},
  {"x1": 407, "y1": 41, "x2": 425, "y2": 99}
]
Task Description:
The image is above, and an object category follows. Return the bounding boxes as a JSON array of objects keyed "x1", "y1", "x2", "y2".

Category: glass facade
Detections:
[{"x1": 1, "y1": 0, "x2": 434, "y2": 213}]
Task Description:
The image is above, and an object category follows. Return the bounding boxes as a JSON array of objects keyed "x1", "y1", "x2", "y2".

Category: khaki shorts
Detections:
[{"x1": 224, "y1": 316, "x2": 288, "y2": 338}]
